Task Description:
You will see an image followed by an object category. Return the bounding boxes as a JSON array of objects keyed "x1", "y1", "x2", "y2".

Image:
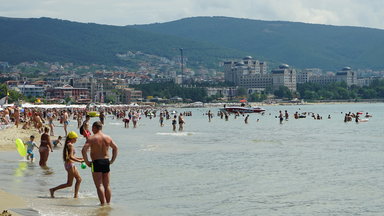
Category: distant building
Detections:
[
  {"x1": 73, "y1": 77, "x2": 97, "y2": 102},
  {"x1": 224, "y1": 57, "x2": 299, "y2": 92},
  {"x1": 46, "y1": 85, "x2": 90, "y2": 102},
  {"x1": 336, "y1": 67, "x2": 357, "y2": 86},
  {"x1": 170, "y1": 96, "x2": 183, "y2": 103},
  {"x1": 309, "y1": 73, "x2": 337, "y2": 85},
  {"x1": 296, "y1": 69, "x2": 319, "y2": 84},
  {"x1": 271, "y1": 64, "x2": 297, "y2": 92},
  {"x1": 14, "y1": 85, "x2": 45, "y2": 98},
  {"x1": 121, "y1": 88, "x2": 142, "y2": 104},
  {"x1": 357, "y1": 77, "x2": 376, "y2": 87},
  {"x1": 299, "y1": 67, "x2": 358, "y2": 87},
  {"x1": 206, "y1": 87, "x2": 237, "y2": 100},
  {"x1": 224, "y1": 56, "x2": 270, "y2": 89}
]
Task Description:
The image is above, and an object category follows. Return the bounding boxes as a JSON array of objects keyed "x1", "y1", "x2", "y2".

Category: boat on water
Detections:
[{"x1": 220, "y1": 105, "x2": 265, "y2": 113}]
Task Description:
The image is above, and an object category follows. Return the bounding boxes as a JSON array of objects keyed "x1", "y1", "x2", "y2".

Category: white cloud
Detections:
[{"x1": 0, "y1": 0, "x2": 383, "y2": 29}]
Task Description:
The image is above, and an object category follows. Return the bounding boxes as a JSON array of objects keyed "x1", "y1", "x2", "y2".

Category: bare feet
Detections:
[{"x1": 49, "y1": 188, "x2": 55, "y2": 198}]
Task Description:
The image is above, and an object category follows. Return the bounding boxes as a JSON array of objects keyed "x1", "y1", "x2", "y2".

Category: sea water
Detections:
[{"x1": 1, "y1": 103, "x2": 384, "y2": 216}]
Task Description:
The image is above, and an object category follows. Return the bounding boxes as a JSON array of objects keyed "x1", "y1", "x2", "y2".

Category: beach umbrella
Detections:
[{"x1": 239, "y1": 99, "x2": 247, "y2": 103}]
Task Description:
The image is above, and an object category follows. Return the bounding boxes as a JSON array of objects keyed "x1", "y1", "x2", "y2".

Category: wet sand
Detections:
[{"x1": 0, "y1": 190, "x2": 25, "y2": 216}]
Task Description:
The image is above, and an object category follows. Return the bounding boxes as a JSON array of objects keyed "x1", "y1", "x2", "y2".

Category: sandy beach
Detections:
[
  {"x1": 0, "y1": 190, "x2": 26, "y2": 216},
  {"x1": 0, "y1": 126, "x2": 41, "y2": 152},
  {"x1": 0, "y1": 126, "x2": 40, "y2": 216}
]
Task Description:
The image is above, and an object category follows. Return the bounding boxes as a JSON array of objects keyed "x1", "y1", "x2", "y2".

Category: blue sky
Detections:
[{"x1": 1, "y1": 0, "x2": 384, "y2": 29}]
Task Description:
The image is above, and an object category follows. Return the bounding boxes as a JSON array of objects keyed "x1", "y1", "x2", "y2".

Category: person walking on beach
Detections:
[
  {"x1": 50, "y1": 131, "x2": 83, "y2": 198},
  {"x1": 39, "y1": 127, "x2": 53, "y2": 167},
  {"x1": 81, "y1": 121, "x2": 118, "y2": 205}
]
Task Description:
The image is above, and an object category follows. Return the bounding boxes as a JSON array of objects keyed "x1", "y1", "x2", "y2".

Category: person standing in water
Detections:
[
  {"x1": 279, "y1": 110, "x2": 284, "y2": 124},
  {"x1": 50, "y1": 131, "x2": 83, "y2": 198},
  {"x1": 63, "y1": 110, "x2": 69, "y2": 136},
  {"x1": 80, "y1": 115, "x2": 91, "y2": 139},
  {"x1": 178, "y1": 113, "x2": 185, "y2": 131},
  {"x1": 39, "y1": 127, "x2": 53, "y2": 167},
  {"x1": 25, "y1": 135, "x2": 39, "y2": 162},
  {"x1": 172, "y1": 115, "x2": 177, "y2": 132},
  {"x1": 159, "y1": 113, "x2": 164, "y2": 127},
  {"x1": 82, "y1": 121, "x2": 118, "y2": 206}
]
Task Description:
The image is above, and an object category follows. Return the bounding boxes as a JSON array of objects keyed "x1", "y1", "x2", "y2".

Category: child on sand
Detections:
[{"x1": 25, "y1": 135, "x2": 39, "y2": 162}]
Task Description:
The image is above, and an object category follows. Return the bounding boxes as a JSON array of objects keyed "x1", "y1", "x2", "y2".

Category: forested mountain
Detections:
[
  {"x1": 0, "y1": 17, "x2": 246, "y2": 69},
  {"x1": 1, "y1": 16, "x2": 384, "y2": 71},
  {"x1": 134, "y1": 16, "x2": 384, "y2": 70}
]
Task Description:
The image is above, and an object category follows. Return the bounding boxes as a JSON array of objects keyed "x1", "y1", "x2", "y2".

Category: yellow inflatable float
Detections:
[
  {"x1": 15, "y1": 138, "x2": 27, "y2": 157},
  {"x1": 87, "y1": 111, "x2": 100, "y2": 117}
]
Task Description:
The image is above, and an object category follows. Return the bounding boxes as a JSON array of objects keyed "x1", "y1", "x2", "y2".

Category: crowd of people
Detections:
[
  {"x1": 0, "y1": 103, "x2": 374, "y2": 206},
  {"x1": 1, "y1": 104, "x2": 194, "y2": 205},
  {"x1": 0, "y1": 105, "x2": 123, "y2": 205}
]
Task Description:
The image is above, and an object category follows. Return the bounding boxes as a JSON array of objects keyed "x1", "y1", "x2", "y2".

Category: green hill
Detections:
[
  {"x1": 0, "y1": 17, "x2": 247, "y2": 69},
  {"x1": 1, "y1": 16, "x2": 384, "y2": 71},
  {"x1": 133, "y1": 16, "x2": 384, "y2": 70}
]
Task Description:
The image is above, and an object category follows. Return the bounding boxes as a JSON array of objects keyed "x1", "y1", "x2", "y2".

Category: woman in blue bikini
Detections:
[{"x1": 49, "y1": 131, "x2": 84, "y2": 198}]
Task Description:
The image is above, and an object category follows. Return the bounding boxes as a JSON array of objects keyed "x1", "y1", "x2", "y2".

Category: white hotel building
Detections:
[{"x1": 224, "y1": 56, "x2": 297, "y2": 92}]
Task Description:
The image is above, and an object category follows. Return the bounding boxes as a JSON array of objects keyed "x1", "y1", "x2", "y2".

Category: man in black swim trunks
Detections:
[{"x1": 82, "y1": 121, "x2": 118, "y2": 205}]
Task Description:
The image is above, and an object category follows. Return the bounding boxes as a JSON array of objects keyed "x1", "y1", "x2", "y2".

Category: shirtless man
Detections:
[{"x1": 81, "y1": 121, "x2": 118, "y2": 205}]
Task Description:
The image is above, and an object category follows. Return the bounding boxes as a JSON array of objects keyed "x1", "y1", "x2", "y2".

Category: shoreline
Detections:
[{"x1": 0, "y1": 126, "x2": 40, "y2": 216}]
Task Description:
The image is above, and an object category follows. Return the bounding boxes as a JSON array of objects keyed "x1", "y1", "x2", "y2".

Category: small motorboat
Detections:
[{"x1": 220, "y1": 106, "x2": 265, "y2": 114}]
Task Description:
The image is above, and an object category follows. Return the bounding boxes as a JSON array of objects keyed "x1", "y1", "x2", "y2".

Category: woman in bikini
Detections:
[
  {"x1": 39, "y1": 127, "x2": 53, "y2": 167},
  {"x1": 50, "y1": 131, "x2": 83, "y2": 198}
]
